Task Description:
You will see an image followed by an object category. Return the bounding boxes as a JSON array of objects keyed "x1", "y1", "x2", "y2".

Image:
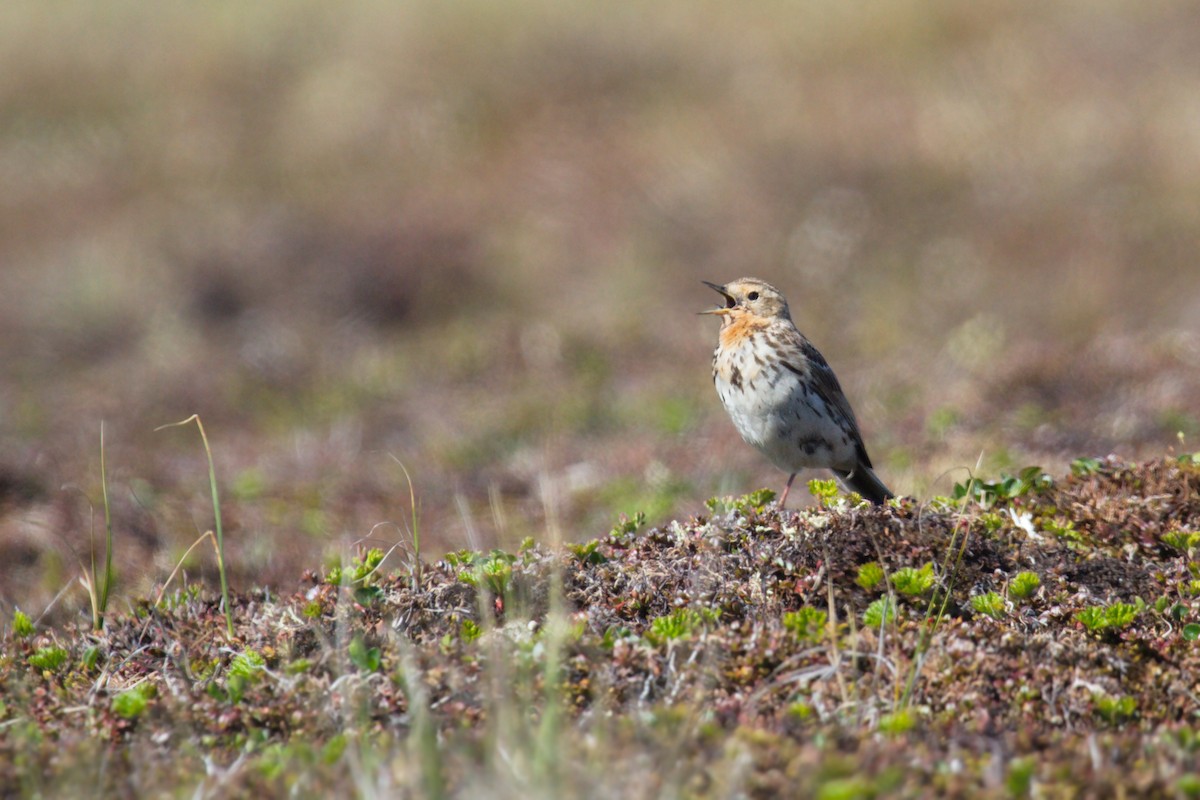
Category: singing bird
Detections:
[{"x1": 702, "y1": 277, "x2": 892, "y2": 506}]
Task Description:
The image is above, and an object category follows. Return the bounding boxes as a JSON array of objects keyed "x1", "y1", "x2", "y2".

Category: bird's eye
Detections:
[{"x1": 747, "y1": 291, "x2": 759, "y2": 301}]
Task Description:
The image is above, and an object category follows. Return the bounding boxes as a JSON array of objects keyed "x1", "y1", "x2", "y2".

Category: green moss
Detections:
[
  {"x1": 892, "y1": 563, "x2": 935, "y2": 596},
  {"x1": 27, "y1": 647, "x2": 69, "y2": 672},
  {"x1": 971, "y1": 592, "x2": 1005, "y2": 619},
  {"x1": 782, "y1": 608, "x2": 828, "y2": 642},
  {"x1": 1009, "y1": 571, "x2": 1040, "y2": 600},
  {"x1": 112, "y1": 683, "x2": 155, "y2": 720},
  {"x1": 12, "y1": 610, "x2": 34, "y2": 639},
  {"x1": 856, "y1": 562, "x2": 884, "y2": 591},
  {"x1": 863, "y1": 597, "x2": 895, "y2": 628}
]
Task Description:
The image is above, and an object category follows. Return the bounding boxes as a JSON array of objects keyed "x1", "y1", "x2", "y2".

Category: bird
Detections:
[{"x1": 701, "y1": 277, "x2": 893, "y2": 507}]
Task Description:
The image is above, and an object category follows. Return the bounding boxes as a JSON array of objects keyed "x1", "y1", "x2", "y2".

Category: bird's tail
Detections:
[{"x1": 834, "y1": 464, "x2": 894, "y2": 505}]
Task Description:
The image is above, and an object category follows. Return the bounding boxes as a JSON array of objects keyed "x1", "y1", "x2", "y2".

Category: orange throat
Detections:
[{"x1": 718, "y1": 312, "x2": 768, "y2": 350}]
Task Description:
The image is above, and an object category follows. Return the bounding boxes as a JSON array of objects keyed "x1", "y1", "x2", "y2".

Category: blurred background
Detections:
[{"x1": 2, "y1": 0, "x2": 1199, "y2": 616}]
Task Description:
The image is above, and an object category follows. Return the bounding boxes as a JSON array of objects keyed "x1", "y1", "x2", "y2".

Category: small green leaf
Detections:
[
  {"x1": 855, "y1": 562, "x2": 884, "y2": 591},
  {"x1": 460, "y1": 619, "x2": 483, "y2": 643},
  {"x1": 229, "y1": 650, "x2": 266, "y2": 680},
  {"x1": 480, "y1": 557, "x2": 513, "y2": 596},
  {"x1": 27, "y1": 647, "x2": 69, "y2": 672},
  {"x1": 112, "y1": 683, "x2": 155, "y2": 719},
  {"x1": 782, "y1": 607, "x2": 827, "y2": 642},
  {"x1": 1009, "y1": 571, "x2": 1041, "y2": 600},
  {"x1": 348, "y1": 636, "x2": 382, "y2": 672},
  {"x1": 567, "y1": 539, "x2": 608, "y2": 565},
  {"x1": 354, "y1": 585, "x2": 385, "y2": 605},
  {"x1": 1093, "y1": 693, "x2": 1137, "y2": 725},
  {"x1": 971, "y1": 592, "x2": 1005, "y2": 619},
  {"x1": 739, "y1": 488, "x2": 776, "y2": 511},
  {"x1": 609, "y1": 512, "x2": 647, "y2": 538},
  {"x1": 645, "y1": 608, "x2": 718, "y2": 645},
  {"x1": 705, "y1": 489, "x2": 777, "y2": 515},
  {"x1": 1076, "y1": 601, "x2": 1140, "y2": 632},
  {"x1": 286, "y1": 658, "x2": 312, "y2": 675},
  {"x1": 878, "y1": 709, "x2": 915, "y2": 735},
  {"x1": 863, "y1": 597, "x2": 895, "y2": 628},
  {"x1": 352, "y1": 548, "x2": 386, "y2": 583},
  {"x1": 807, "y1": 479, "x2": 840, "y2": 507},
  {"x1": 892, "y1": 563, "x2": 936, "y2": 596},
  {"x1": 1183, "y1": 623, "x2": 1200, "y2": 641},
  {"x1": 1163, "y1": 530, "x2": 1200, "y2": 554},
  {"x1": 81, "y1": 646, "x2": 102, "y2": 671},
  {"x1": 953, "y1": 466, "x2": 1052, "y2": 507},
  {"x1": 12, "y1": 610, "x2": 34, "y2": 639}
]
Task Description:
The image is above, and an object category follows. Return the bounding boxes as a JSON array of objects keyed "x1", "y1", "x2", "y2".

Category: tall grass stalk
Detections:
[
  {"x1": 81, "y1": 422, "x2": 119, "y2": 630},
  {"x1": 156, "y1": 415, "x2": 234, "y2": 638},
  {"x1": 98, "y1": 422, "x2": 115, "y2": 623},
  {"x1": 389, "y1": 456, "x2": 423, "y2": 591}
]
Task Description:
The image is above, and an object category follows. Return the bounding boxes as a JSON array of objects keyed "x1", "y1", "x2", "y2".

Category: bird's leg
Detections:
[{"x1": 779, "y1": 473, "x2": 797, "y2": 508}]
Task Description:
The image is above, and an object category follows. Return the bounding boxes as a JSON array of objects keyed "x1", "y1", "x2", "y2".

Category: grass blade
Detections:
[{"x1": 155, "y1": 415, "x2": 234, "y2": 638}]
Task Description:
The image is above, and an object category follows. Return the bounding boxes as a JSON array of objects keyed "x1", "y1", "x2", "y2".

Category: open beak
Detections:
[{"x1": 699, "y1": 280, "x2": 735, "y2": 315}]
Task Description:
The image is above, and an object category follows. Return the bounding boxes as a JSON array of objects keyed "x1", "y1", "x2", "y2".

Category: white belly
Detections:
[{"x1": 714, "y1": 360, "x2": 858, "y2": 472}]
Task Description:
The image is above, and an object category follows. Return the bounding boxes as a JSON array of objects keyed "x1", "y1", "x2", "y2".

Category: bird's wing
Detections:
[{"x1": 779, "y1": 330, "x2": 873, "y2": 468}]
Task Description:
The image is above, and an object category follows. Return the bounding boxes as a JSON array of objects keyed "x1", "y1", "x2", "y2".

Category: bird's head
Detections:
[{"x1": 700, "y1": 278, "x2": 791, "y2": 322}]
